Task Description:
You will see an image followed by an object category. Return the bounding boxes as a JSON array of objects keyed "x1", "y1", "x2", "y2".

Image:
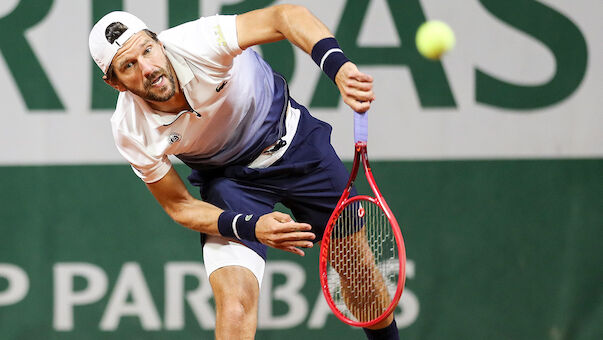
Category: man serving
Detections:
[{"x1": 89, "y1": 4, "x2": 397, "y2": 339}]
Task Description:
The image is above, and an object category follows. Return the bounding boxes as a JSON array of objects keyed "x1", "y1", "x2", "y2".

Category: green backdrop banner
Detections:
[
  {"x1": 1, "y1": 160, "x2": 601, "y2": 339},
  {"x1": 1, "y1": 0, "x2": 601, "y2": 164},
  {"x1": 0, "y1": 1, "x2": 601, "y2": 339}
]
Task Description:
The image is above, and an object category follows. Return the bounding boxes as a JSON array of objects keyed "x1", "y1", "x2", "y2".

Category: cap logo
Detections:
[{"x1": 105, "y1": 22, "x2": 128, "y2": 44}]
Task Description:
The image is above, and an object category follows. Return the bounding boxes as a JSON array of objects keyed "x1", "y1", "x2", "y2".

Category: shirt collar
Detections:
[{"x1": 164, "y1": 48, "x2": 194, "y2": 88}]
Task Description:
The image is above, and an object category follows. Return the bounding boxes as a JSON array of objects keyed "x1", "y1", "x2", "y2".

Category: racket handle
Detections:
[{"x1": 354, "y1": 111, "x2": 368, "y2": 143}]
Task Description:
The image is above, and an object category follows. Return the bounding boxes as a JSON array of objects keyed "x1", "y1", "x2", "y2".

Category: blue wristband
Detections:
[
  {"x1": 311, "y1": 37, "x2": 350, "y2": 83},
  {"x1": 217, "y1": 211, "x2": 260, "y2": 242}
]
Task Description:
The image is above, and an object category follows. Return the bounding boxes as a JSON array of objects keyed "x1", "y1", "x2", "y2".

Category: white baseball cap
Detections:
[{"x1": 89, "y1": 11, "x2": 148, "y2": 74}]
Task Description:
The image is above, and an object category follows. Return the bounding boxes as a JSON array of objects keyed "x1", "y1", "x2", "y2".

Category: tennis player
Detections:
[{"x1": 89, "y1": 5, "x2": 397, "y2": 339}]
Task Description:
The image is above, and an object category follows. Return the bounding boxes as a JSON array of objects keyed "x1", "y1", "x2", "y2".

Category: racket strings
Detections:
[{"x1": 326, "y1": 200, "x2": 398, "y2": 323}]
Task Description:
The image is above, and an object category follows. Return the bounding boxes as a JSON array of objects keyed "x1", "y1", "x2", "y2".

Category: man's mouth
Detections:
[{"x1": 151, "y1": 75, "x2": 164, "y2": 87}]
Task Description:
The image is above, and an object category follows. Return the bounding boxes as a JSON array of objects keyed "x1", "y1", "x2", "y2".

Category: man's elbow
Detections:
[
  {"x1": 161, "y1": 201, "x2": 190, "y2": 226},
  {"x1": 169, "y1": 211, "x2": 187, "y2": 227},
  {"x1": 276, "y1": 3, "x2": 309, "y2": 14},
  {"x1": 274, "y1": 4, "x2": 312, "y2": 24}
]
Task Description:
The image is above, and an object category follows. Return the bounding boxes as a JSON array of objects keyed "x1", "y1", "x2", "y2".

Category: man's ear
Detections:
[{"x1": 103, "y1": 74, "x2": 127, "y2": 92}]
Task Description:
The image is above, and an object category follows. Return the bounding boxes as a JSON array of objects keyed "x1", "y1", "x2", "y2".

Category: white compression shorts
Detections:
[
  {"x1": 202, "y1": 235, "x2": 266, "y2": 289},
  {"x1": 202, "y1": 106, "x2": 300, "y2": 288}
]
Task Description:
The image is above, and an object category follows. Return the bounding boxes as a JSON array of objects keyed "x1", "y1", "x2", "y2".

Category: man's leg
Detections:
[
  {"x1": 363, "y1": 318, "x2": 399, "y2": 340},
  {"x1": 210, "y1": 265, "x2": 260, "y2": 340},
  {"x1": 202, "y1": 234, "x2": 267, "y2": 339},
  {"x1": 328, "y1": 231, "x2": 399, "y2": 339},
  {"x1": 197, "y1": 175, "x2": 279, "y2": 339}
]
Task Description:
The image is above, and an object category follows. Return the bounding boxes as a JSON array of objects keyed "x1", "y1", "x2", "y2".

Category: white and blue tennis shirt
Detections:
[{"x1": 111, "y1": 15, "x2": 292, "y2": 183}]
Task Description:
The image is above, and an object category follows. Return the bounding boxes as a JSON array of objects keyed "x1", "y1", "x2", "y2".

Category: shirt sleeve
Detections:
[
  {"x1": 158, "y1": 15, "x2": 242, "y2": 71},
  {"x1": 112, "y1": 126, "x2": 172, "y2": 184}
]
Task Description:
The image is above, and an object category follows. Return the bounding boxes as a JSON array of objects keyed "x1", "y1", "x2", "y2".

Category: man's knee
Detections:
[
  {"x1": 218, "y1": 295, "x2": 256, "y2": 323},
  {"x1": 210, "y1": 266, "x2": 260, "y2": 322}
]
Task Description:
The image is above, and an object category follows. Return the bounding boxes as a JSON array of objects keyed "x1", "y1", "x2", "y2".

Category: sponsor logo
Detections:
[
  {"x1": 168, "y1": 132, "x2": 181, "y2": 144},
  {"x1": 215, "y1": 81, "x2": 228, "y2": 92},
  {"x1": 213, "y1": 25, "x2": 227, "y2": 47},
  {"x1": 245, "y1": 214, "x2": 253, "y2": 221}
]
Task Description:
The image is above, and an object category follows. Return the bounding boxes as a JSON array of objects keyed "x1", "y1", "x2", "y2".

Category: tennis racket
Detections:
[{"x1": 319, "y1": 110, "x2": 406, "y2": 327}]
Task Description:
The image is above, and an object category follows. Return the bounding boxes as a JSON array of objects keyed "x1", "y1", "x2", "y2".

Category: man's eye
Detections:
[
  {"x1": 145, "y1": 47, "x2": 152, "y2": 54},
  {"x1": 125, "y1": 62, "x2": 134, "y2": 69}
]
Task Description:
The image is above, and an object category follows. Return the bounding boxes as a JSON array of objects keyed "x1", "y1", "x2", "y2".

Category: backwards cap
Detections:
[{"x1": 89, "y1": 11, "x2": 148, "y2": 73}]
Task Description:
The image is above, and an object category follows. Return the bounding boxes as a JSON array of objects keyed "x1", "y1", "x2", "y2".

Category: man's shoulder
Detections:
[
  {"x1": 111, "y1": 92, "x2": 132, "y2": 119},
  {"x1": 110, "y1": 92, "x2": 145, "y2": 130},
  {"x1": 157, "y1": 16, "x2": 207, "y2": 43},
  {"x1": 158, "y1": 15, "x2": 241, "y2": 60}
]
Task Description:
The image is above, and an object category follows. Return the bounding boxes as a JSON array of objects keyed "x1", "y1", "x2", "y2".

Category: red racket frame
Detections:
[{"x1": 319, "y1": 141, "x2": 406, "y2": 327}]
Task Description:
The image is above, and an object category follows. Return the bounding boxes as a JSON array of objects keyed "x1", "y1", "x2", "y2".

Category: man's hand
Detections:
[
  {"x1": 335, "y1": 62, "x2": 375, "y2": 113},
  {"x1": 255, "y1": 212, "x2": 315, "y2": 256}
]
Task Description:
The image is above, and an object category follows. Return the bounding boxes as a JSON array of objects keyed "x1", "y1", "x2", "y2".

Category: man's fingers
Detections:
[
  {"x1": 269, "y1": 239, "x2": 312, "y2": 256},
  {"x1": 335, "y1": 62, "x2": 376, "y2": 114},
  {"x1": 282, "y1": 246, "x2": 305, "y2": 257},
  {"x1": 270, "y1": 230, "x2": 315, "y2": 244},
  {"x1": 270, "y1": 211, "x2": 293, "y2": 223},
  {"x1": 346, "y1": 98, "x2": 372, "y2": 113},
  {"x1": 276, "y1": 221, "x2": 313, "y2": 233},
  {"x1": 345, "y1": 88, "x2": 375, "y2": 103},
  {"x1": 347, "y1": 79, "x2": 373, "y2": 92},
  {"x1": 339, "y1": 62, "x2": 372, "y2": 81},
  {"x1": 275, "y1": 234, "x2": 316, "y2": 245},
  {"x1": 350, "y1": 71, "x2": 373, "y2": 83},
  {"x1": 339, "y1": 68, "x2": 375, "y2": 113}
]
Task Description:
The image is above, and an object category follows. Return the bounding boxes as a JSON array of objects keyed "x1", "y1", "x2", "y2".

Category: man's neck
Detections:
[{"x1": 147, "y1": 90, "x2": 189, "y2": 113}]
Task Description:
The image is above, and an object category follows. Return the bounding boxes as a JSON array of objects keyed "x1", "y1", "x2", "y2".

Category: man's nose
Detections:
[{"x1": 139, "y1": 59, "x2": 155, "y2": 79}]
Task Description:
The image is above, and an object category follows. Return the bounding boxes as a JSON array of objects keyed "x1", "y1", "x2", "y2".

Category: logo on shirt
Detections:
[
  {"x1": 245, "y1": 214, "x2": 253, "y2": 222},
  {"x1": 168, "y1": 132, "x2": 181, "y2": 144},
  {"x1": 213, "y1": 25, "x2": 227, "y2": 47},
  {"x1": 216, "y1": 80, "x2": 228, "y2": 92}
]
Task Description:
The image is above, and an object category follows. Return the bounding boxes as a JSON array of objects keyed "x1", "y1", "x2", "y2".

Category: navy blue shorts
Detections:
[{"x1": 187, "y1": 98, "x2": 352, "y2": 259}]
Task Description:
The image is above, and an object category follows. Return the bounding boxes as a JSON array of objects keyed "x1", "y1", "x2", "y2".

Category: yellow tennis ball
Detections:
[{"x1": 415, "y1": 20, "x2": 455, "y2": 60}]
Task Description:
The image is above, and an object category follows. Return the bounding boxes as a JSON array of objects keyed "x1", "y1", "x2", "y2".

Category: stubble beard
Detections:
[{"x1": 129, "y1": 64, "x2": 177, "y2": 103}]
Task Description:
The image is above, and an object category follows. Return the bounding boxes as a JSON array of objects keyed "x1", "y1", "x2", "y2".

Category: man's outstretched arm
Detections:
[
  {"x1": 236, "y1": 4, "x2": 375, "y2": 113},
  {"x1": 146, "y1": 166, "x2": 315, "y2": 256}
]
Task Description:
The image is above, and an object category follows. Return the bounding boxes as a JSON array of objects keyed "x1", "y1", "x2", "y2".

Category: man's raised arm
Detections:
[{"x1": 236, "y1": 5, "x2": 375, "y2": 113}]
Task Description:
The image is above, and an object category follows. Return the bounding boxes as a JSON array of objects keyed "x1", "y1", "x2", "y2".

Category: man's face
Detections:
[{"x1": 108, "y1": 31, "x2": 177, "y2": 102}]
